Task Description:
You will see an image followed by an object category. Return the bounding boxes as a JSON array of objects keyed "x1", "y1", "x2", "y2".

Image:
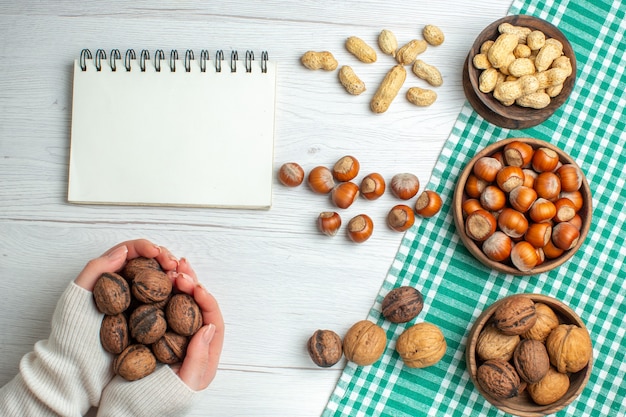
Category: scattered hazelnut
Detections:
[
  {"x1": 414, "y1": 190, "x2": 442, "y2": 218},
  {"x1": 331, "y1": 182, "x2": 360, "y2": 209},
  {"x1": 387, "y1": 204, "x2": 415, "y2": 232},
  {"x1": 307, "y1": 166, "x2": 335, "y2": 194},
  {"x1": 359, "y1": 173, "x2": 386, "y2": 200},
  {"x1": 278, "y1": 162, "x2": 305, "y2": 187},
  {"x1": 317, "y1": 211, "x2": 342, "y2": 236},
  {"x1": 347, "y1": 214, "x2": 374, "y2": 243},
  {"x1": 307, "y1": 329, "x2": 343, "y2": 368},
  {"x1": 390, "y1": 173, "x2": 420, "y2": 200},
  {"x1": 381, "y1": 286, "x2": 423, "y2": 323},
  {"x1": 332, "y1": 155, "x2": 360, "y2": 182}
]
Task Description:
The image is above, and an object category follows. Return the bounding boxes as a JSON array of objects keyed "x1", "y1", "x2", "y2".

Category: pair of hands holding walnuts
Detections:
[{"x1": 77, "y1": 239, "x2": 224, "y2": 391}]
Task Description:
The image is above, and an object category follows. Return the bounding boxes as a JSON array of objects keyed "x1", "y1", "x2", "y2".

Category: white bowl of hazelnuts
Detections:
[{"x1": 452, "y1": 137, "x2": 592, "y2": 276}]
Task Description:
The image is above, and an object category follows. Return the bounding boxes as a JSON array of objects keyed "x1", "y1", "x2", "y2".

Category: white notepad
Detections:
[{"x1": 68, "y1": 49, "x2": 276, "y2": 209}]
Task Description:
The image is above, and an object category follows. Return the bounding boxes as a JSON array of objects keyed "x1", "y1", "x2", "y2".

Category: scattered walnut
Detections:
[
  {"x1": 395, "y1": 322, "x2": 446, "y2": 368},
  {"x1": 307, "y1": 329, "x2": 343, "y2": 368},
  {"x1": 343, "y1": 320, "x2": 387, "y2": 366},
  {"x1": 381, "y1": 286, "x2": 424, "y2": 323}
]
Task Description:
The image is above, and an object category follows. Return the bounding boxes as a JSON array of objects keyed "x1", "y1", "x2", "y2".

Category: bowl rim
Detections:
[
  {"x1": 464, "y1": 14, "x2": 577, "y2": 129},
  {"x1": 466, "y1": 293, "x2": 593, "y2": 417},
  {"x1": 452, "y1": 137, "x2": 592, "y2": 276}
]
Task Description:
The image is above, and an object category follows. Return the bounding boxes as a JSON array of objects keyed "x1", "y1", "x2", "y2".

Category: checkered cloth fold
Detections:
[{"x1": 323, "y1": 0, "x2": 626, "y2": 415}]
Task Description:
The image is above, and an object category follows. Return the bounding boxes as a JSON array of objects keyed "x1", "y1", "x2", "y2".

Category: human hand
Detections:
[
  {"x1": 168, "y1": 258, "x2": 225, "y2": 391},
  {"x1": 74, "y1": 239, "x2": 179, "y2": 292}
]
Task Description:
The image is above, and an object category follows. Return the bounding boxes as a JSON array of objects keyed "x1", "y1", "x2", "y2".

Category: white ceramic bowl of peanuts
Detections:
[
  {"x1": 452, "y1": 137, "x2": 592, "y2": 276},
  {"x1": 463, "y1": 15, "x2": 576, "y2": 129}
]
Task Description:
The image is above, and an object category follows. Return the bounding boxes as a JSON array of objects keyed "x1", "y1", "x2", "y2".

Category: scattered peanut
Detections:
[
  {"x1": 338, "y1": 66, "x2": 366, "y2": 95},
  {"x1": 423, "y1": 25, "x2": 445, "y2": 46},
  {"x1": 346, "y1": 36, "x2": 377, "y2": 63},
  {"x1": 396, "y1": 39, "x2": 427, "y2": 65},
  {"x1": 406, "y1": 87, "x2": 437, "y2": 107},
  {"x1": 412, "y1": 60, "x2": 443, "y2": 87},
  {"x1": 301, "y1": 51, "x2": 338, "y2": 71},
  {"x1": 371, "y1": 65, "x2": 407, "y2": 113},
  {"x1": 378, "y1": 29, "x2": 398, "y2": 57}
]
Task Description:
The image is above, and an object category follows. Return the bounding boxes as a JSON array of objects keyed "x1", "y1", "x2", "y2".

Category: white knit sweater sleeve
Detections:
[
  {"x1": 0, "y1": 282, "x2": 114, "y2": 417},
  {"x1": 96, "y1": 366, "x2": 197, "y2": 417}
]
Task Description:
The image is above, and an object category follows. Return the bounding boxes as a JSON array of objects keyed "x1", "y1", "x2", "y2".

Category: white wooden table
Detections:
[{"x1": 0, "y1": 1, "x2": 512, "y2": 415}]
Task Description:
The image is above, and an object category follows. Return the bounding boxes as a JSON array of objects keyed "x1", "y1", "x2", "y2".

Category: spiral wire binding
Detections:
[
  {"x1": 79, "y1": 48, "x2": 269, "y2": 73},
  {"x1": 110, "y1": 49, "x2": 121, "y2": 71}
]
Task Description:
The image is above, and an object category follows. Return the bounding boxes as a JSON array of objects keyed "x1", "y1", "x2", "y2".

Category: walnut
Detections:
[
  {"x1": 381, "y1": 286, "x2": 424, "y2": 323},
  {"x1": 477, "y1": 359, "x2": 521, "y2": 399},
  {"x1": 476, "y1": 324, "x2": 520, "y2": 362},
  {"x1": 513, "y1": 339, "x2": 550, "y2": 384},
  {"x1": 121, "y1": 257, "x2": 162, "y2": 282},
  {"x1": 132, "y1": 269, "x2": 172, "y2": 304},
  {"x1": 546, "y1": 324, "x2": 592, "y2": 373},
  {"x1": 307, "y1": 329, "x2": 343, "y2": 367},
  {"x1": 100, "y1": 313, "x2": 130, "y2": 354},
  {"x1": 521, "y1": 302, "x2": 559, "y2": 342},
  {"x1": 129, "y1": 304, "x2": 167, "y2": 345},
  {"x1": 342, "y1": 320, "x2": 387, "y2": 366},
  {"x1": 166, "y1": 294, "x2": 203, "y2": 336},
  {"x1": 493, "y1": 295, "x2": 537, "y2": 336},
  {"x1": 395, "y1": 322, "x2": 446, "y2": 368},
  {"x1": 153, "y1": 332, "x2": 189, "y2": 364},
  {"x1": 114, "y1": 344, "x2": 157, "y2": 381},
  {"x1": 93, "y1": 272, "x2": 131, "y2": 315},
  {"x1": 527, "y1": 366, "x2": 570, "y2": 405}
]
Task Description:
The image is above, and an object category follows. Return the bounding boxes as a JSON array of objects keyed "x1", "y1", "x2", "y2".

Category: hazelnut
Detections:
[
  {"x1": 100, "y1": 313, "x2": 130, "y2": 354},
  {"x1": 307, "y1": 166, "x2": 335, "y2": 194},
  {"x1": 476, "y1": 324, "x2": 520, "y2": 362},
  {"x1": 278, "y1": 162, "x2": 305, "y2": 187},
  {"x1": 132, "y1": 269, "x2": 172, "y2": 304},
  {"x1": 546, "y1": 324, "x2": 592, "y2": 373},
  {"x1": 331, "y1": 182, "x2": 360, "y2": 209},
  {"x1": 153, "y1": 332, "x2": 189, "y2": 364},
  {"x1": 347, "y1": 214, "x2": 374, "y2": 243},
  {"x1": 307, "y1": 329, "x2": 343, "y2": 368},
  {"x1": 166, "y1": 294, "x2": 203, "y2": 336},
  {"x1": 342, "y1": 320, "x2": 387, "y2": 366},
  {"x1": 414, "y1": 190, "x2": 442, "y2": 218},
  {"x1": 521, "y1": 303, "x2": 559, "y2": 342},
  {"x1": 129, "y1": 304, "x2": 167, "y2": 345},
  {"x1": 360, "y1": 173, "x2": 386, "y2": 200},
  {"x1": 527, "y1": 366, "x2": 570, "y2": 405},
  {"x1": 332, "y1": 155, "x2": 360, "y2": 182},
  {"x1": 390, "y1": 173, "x2": 420, "y2": 200},
  {"x1": 387, "y1": 205, "x2": 415, "y2": 232},
  {"x1": 477, "y1": 359, "x2": 521, "y2": 399},
  {"x1": 121, "y1": 257, "x2": 162, "y2": 283},
  {"x1": 93, "y1": 272, "x2": 131, "y2": 315},
  {"x1": 493, "y1": 295, "x2": 537, "y2": 336},
  {"x1": 114, "y1": 344, "x2": 157, "y2": 381},
  {"x1": 395, "y1": 322, "x2": 446, "y2": 368},
  {"x1": 381, "y1": 286, "x2": 423, "y2": 323},
  {"x1": 317, "y1": 212, "x2": 342, "y2": 236},
  {"x1": 513, "y1": 339, "x2": 550, "y2": 384}
]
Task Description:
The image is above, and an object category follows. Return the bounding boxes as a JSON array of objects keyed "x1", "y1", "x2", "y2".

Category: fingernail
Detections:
[
  {"x1": 180, "y1": 257, "x2": 190, "y2": 269},
  {"x1": 179, "y1": 272, "x2": 195, "y2": 284},
  {"x1": 107, "y1": 245, "x2": 128, "y2": 262},
  {"x1": 153, "y1": 244, "x2": 162, "y2": 254},
  {"x1": 203, "y1": 323, "x2": 216, "y2": 344}
]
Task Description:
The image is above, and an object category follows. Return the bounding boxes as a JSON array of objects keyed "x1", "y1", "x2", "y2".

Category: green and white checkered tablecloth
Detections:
[{"x1": 323, "y1": 0, "x2": 625, "y2": 415}]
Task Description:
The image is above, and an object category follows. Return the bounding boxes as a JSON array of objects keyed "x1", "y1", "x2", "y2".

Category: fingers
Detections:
[
  {"x1": 75, "y1": 245, "x2": 129, "y2": 291},
  {"x1": 177, "y1": 323, "x2": 218, "y2": 390}
]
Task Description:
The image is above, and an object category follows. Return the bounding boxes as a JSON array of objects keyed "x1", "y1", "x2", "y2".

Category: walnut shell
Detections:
[
  {"x1": 100, "y1": 313, "x2": 130, "y2": 354},
  {"x1": 93, "y1": 272, "x2": 131, "y2": 315},
  {"x1": 521, "y1": 302, "x2": 560, "y2": 342},
  {"x1": 381, "y1": 286, "x2": 424, "y2": 323},
  {"x1": 513, "y1": 339, "x2": 550, "y2": 384},
  {"x1": 477, "y1": 359, "x2": 521, "y2": 399},
  {"x1": 114, "y1": 344, "x2": 157, "y2": 381},
  {"x1": 546, "y1": 324, "x2": 592, "y2": 373},
  {"x1": 121, "y1": 257, "x2": 162, "y2": 282},
  {"x1": 307, "y1": 329, "x2": 343, "y2": 368},
  {"x1": 342, "y1": 320, "x2": 387, "y2": 366},
  {"x1": 129, "y1": 304, "x2": 167, "y2": 345},
  {"x1": 166, "y1": 294, "x2": 203, "y2": 336},
  {"x1": 395, "y1": 322, "x2": 446, "y2": 368},
  {"x1": 132, "y1": 269, "x2": 172, "y2": 304},
  {"x1": 153, "y1": 332, "x2": 189, "y2": 364},
  {"x1": 493, "y1": 295, "x2": 537, "y2": 336},
  {"x1": 527, "y1": 366, "x2": 570, "y2": 405},
  {"x1": 476, "y1": 324, "x2": 520, "y2": 362}
]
